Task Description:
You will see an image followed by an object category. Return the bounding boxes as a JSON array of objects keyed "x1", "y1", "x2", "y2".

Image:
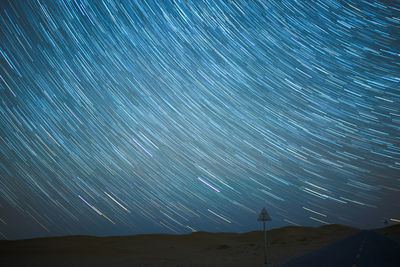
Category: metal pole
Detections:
[{"x1": 264, "y1": 221, "x2": 267, "y2": 264}]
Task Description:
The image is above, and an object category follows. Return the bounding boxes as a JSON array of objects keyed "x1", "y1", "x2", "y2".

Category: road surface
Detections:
[{"x1": 280, "y1": 230, "x2": 400, "y2": 267}]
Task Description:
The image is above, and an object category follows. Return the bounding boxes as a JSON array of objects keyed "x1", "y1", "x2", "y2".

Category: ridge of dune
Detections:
[{"x1": 0, "y1": 224, "x2": 366, "y2": 266}]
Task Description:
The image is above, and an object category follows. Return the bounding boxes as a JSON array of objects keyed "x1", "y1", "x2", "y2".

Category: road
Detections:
[{"x1": 280, "y1": 230, "x2": 400, "y2": 267}]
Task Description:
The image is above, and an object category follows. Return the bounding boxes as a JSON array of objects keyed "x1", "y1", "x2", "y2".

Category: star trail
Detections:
[{"x1": 0, "y1": 0, "x2": 399, "y2": 240}]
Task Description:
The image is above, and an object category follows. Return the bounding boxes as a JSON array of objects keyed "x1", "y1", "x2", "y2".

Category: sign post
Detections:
[{"x1": 257, "y1": 208, "x2": 271, "y2": 266}]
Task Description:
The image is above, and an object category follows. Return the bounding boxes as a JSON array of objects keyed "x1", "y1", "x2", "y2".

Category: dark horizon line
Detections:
[{"x1": 2, "y1": 223, "x2": 398, "y2": 242}]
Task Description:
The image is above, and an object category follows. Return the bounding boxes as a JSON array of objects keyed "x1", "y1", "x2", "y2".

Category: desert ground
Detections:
[
  {"x1": 0, "y1": 224, "x2": 398, "y2": 266},
  {"x1": 374, "y1": 223, "x2": 400, "y2": 243}
]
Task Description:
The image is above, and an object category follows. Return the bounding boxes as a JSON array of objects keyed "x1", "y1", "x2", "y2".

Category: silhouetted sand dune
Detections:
[
  {"x1": 374, "y1": 223, "x2": 400, "y2": 242},
  {"x1": 2, "y1": 224, "x2": 396, "y2": 266}
]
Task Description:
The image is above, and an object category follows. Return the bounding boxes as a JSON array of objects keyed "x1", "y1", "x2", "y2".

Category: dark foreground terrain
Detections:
[
  {"x1": 0, "y1": 224, "x2": 398, "y2": 266},
  {"x1": 282, "y1": 227, "x2": 400, "y2": 267}
]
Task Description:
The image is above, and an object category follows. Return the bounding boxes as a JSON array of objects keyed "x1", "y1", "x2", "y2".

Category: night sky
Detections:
[{"x1": 0, "y1": 0, "x2": 399, "y2": 240}]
